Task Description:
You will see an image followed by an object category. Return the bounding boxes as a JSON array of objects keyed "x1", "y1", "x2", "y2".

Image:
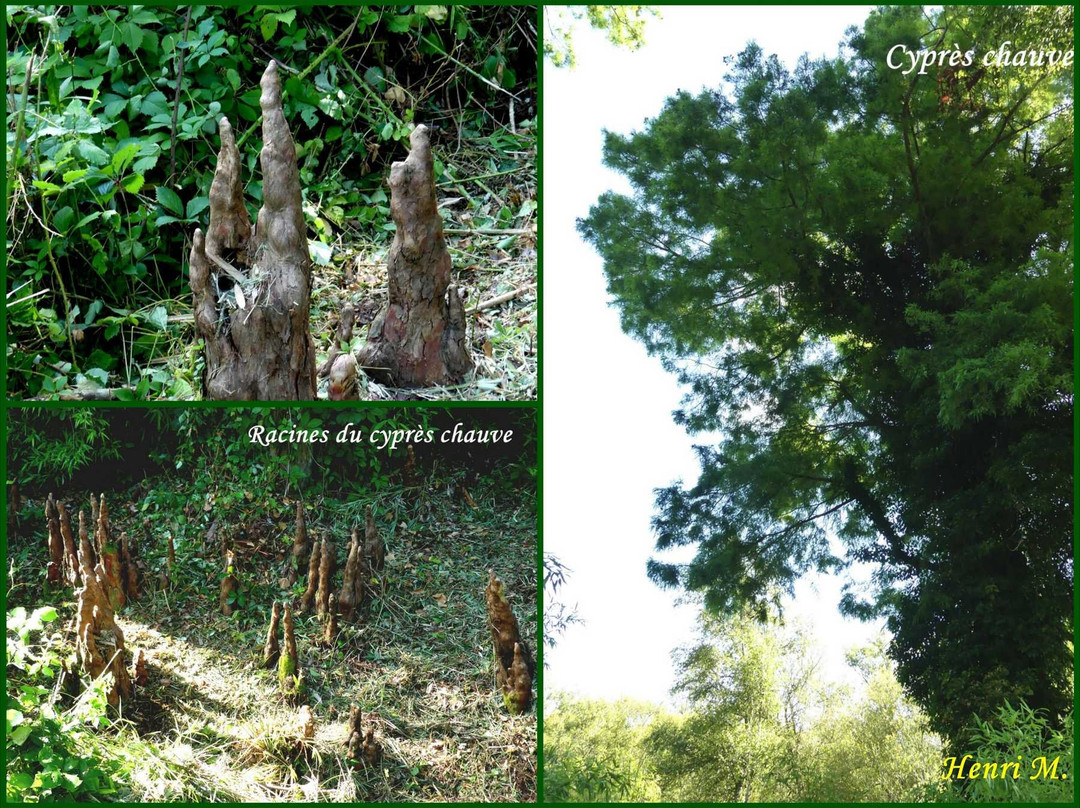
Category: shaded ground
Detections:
[{"x1": 7, "y1": 475, "x2": 537, "y2": 802}]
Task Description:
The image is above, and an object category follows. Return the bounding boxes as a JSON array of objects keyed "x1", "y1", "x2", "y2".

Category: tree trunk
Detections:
[
  {"x1": 189, "y1": 61, "x2": 316, "y2": 400},
  {"x1": 357, "y1": 125, "x2": 473, "y2": 385}
]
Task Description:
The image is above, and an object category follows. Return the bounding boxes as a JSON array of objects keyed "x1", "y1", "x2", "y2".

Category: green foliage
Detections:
[
  {"x1": 542, "y1": 553, "x2": 581, "y2": 650},
  {"x1": 6, "y1": 606, "x2": 119, "y2": 802},
  {"x1": 934, "y1": 702, "x2": 1073, "y2": 803},
  {"x1": 544, "y1": 6, "x2": 660, "y2": 68},
  {"x1": 543, "y1": 694, "x2": 664, "y2": 802},
  {"x1": 7, "y1": 4, "x2": 536, "y2": 398},
  {"x1": 544, "y1": 612, "x2": 941, "y2": 802},
  {"x1": 579, "y1": 4, "x2": 1073, "y2": 745},
  {"x1": 6, "y1": 408, "x2": 124, "y2": 486}
]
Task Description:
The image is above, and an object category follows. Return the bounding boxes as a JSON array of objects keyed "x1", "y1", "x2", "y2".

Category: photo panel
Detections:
[
  {"x1": 541, "y1": 4, "x2": 1073, "y2": 803},
  {"x1": 5, "y1": 406, "x2": 537, "y2": 801},
  {"x1": 6, "y1": 5, "x2": 537, "y2": 402}
]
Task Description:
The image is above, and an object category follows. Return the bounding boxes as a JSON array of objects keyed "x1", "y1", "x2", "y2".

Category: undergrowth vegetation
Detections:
[
  {"x1": 6, "y1": 408, "x2": 537, "y2": 802},
  {"x1": 6, "y1": 5, "x2": 537, "y2": 399}
]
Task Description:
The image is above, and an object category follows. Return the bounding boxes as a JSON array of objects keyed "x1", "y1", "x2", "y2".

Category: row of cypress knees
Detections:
[
  {"x1": 190, "y1": 60, "x2": 474, "y2": 400},
  {"x1": 42, "y1": 492, "x2": 534, "y2": 770}
]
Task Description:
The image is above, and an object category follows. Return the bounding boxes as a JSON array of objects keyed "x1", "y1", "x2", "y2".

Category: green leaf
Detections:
[
  {"x1": 387, "y1": 15, "x2": 415, "y2": 33},
  {"x1": 111, "y1": 143, "x2": 140, "y2": 173},
  {"x1": 62, "y1": 168, "x2": 90, "y2": 183},
  {"x1": 9, "y1": 724, "x2": 32, "y2": 746},
  {"x1": 32, "y1": 180, "x2": 63, "y2": 196},
  {"x1": 133, "y1": 154, "x2": 159, "y2": 174},
  {"x1": 380, "y1": 122, "x2": 395, "y2": 140},
  {"x1": 75, "y1": 211, "x2": 103, "y2": 230},
  {"x1": 123, "y1": 21, "x2": 144, "y2": 53},
  {"x1": 309, "y1": 240, "x2": 333, "y2": 266},
  {"x1": 364, "y1": 66, "x2": 386, "y2": 92},
  {"x1": 140, "y1": 91, "x2": 169, "y2": 117},
  {"x1": 276, "y1": 9, "x2": 297, "y2": 26},
  {"x1": 260, "y1": 14, "x2": 278, "y2": 41},
  {"x1": 122, "y1": 174, "x2": 145, "y2": 194},
  {"x1": 8, "y1": 772, "x2": 33, "y2": 790},
  {"x1": 144, "y1": 305, "x2": 169, "y2": 332},
  {"x1": 36, "y1": 606, "x2": 58, "y2": 622},
  {"x1": 186, "y1": 196, "x2": 210, "y2": 220},
  {"x1": 53, "y1": 206, "x2": 75, "y2": 233},
  {"x1": 76, "y1": 140, "x2": 110, "y2": 166},
  {"x1": 155, "y1": 186, "x2": 183, "y2": 216},
  {"x1": 417, "y1": 5, "x2": 448, "y2": 22},
  {"x1": 226, "y1": 67, "x2": 241, "y2": 91}
]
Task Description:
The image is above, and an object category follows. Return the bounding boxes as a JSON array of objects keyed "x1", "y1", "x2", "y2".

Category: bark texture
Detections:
[
  {"x1": 119, "y1": 531, "x2": 140, "y2": 603},
  {"x1": 315, "y1": 536, "x2": 335, "y2": 618},
  {"x1": 338, "y1": 526, "x2": 365, "y2": 621},
  {"x1": 286, "y1": 501, "x2": 309, "y2": 588},
  {"x1": 45, "y1": 494, "x2": 63, "y2": 585},
  {"x1": 189, "y1": 61, "x2": 316, "y2": 400},
  {"x1": 74, "y1": 515, "x2": 132, "y2": 707},
  {"x1": 322, "y1": 594, "x2": 338, "y2": 646},
  {"x1": 357, "y1": 125, "x2": 473, "y2": 385},
  {"x1": 94, "y1": 496, "x2": 125, "y2": 611},
  {"x1": 344, "y1": 705, "x2": 381, "y2": 767},
  {"x1": 328, "y1": 353, "x2": 360, "y2": 400},
  {"x1": 299, "y1": 538, "x2": 321, "y2": 613},
  {"x1": 318, "y1": 302, "x2": 356, "y2": 377},
  {"x1": 485, "y1": 571, "x2": 535, "y2": 714},
  {"x1": 278, "y1": 603, "x2": 301, "y2": 698},
  {"x1": 131, "y1": 648, "x2": 148, "y2": 687},
  {"x1": 263, "y1": 600, "x2": 282, "y2": 669},
  {"x1": 220, "y1": 549, "x2": 239, "y2": 615},
  {"x1": 58, "y1": 502, "x2": 80, "y2": 587},
  {"x1": 364, "y1": 506, "x2": 385, "y2": 573}
]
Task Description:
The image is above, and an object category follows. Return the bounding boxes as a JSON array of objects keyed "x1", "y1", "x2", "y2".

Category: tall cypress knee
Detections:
[
  {"x1": 189, "y1": 61, "x2": 316, "y2": 400},
  {"x1": 357, "y1": 125, "x2": 473, "y2": 385}
]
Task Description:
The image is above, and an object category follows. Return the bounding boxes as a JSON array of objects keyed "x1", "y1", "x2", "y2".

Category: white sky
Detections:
[{"x1": 543, "y1": 5, "x2": 883, "y2": 706}]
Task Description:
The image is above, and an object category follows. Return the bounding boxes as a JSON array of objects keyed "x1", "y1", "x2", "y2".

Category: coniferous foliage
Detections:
[{"x1": 579, "y1": 5, "x2": 1073, "y2": 745}]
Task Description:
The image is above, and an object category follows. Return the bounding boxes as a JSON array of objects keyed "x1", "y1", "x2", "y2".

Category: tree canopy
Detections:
[{"x1": 579, "y1": 4, "x2": 1073, "y2": 745}]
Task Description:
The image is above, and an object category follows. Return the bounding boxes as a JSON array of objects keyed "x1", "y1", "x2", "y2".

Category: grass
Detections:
[{"x1": 6, "y1": 470, "x2": 537, "y2": 801}]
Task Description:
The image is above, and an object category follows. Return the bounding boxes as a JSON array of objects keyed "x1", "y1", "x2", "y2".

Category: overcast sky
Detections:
[{"x1": 542, "y1": 5, "x2": 883, "y2": 706}]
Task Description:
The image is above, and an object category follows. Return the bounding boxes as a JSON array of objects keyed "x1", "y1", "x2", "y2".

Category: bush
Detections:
[
  {"x1": 6, "y1": 605, "x2": 120, "y2": 802},
  {"x1": 934, "y1": 701, "x2": 1073, "y2": 803}
]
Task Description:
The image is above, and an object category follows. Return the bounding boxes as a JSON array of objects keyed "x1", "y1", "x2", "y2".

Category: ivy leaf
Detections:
[{"x1": 155, "y1": 186, "x2": 183, "y2": 216}]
